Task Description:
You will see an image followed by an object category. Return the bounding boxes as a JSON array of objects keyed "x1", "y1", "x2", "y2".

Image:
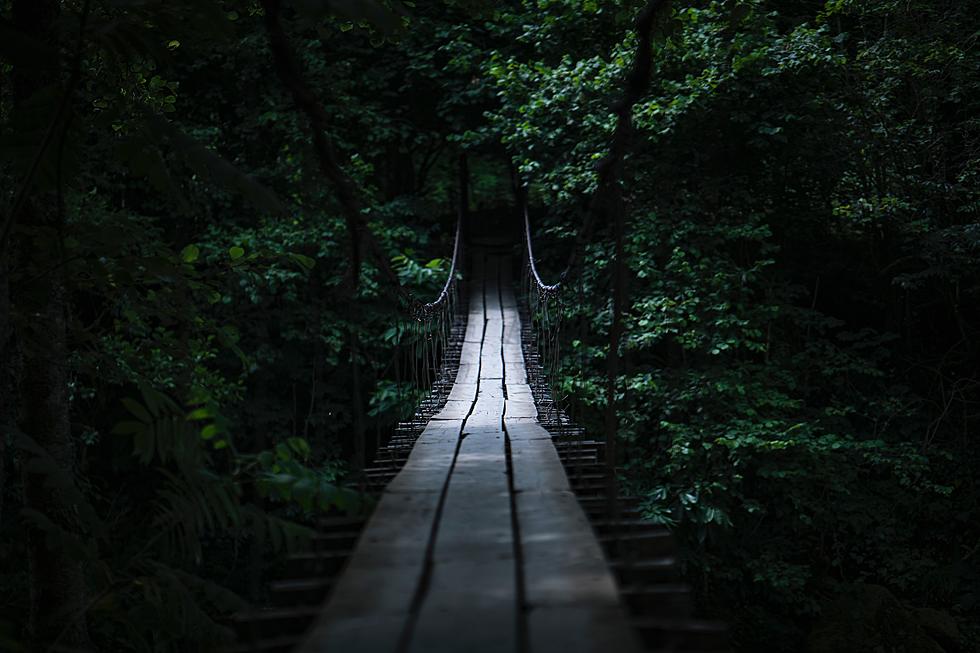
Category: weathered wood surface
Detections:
[{"x1": 299, "y1": 250, "x2": 639, "y2": 653}]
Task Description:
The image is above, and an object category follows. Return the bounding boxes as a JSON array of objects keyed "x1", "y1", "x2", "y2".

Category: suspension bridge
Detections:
[{"x1": 226, "y1": 212, "x2": 730, "y2": 653}]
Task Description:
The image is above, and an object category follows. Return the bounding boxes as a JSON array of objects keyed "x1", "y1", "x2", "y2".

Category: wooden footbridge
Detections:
[{"x1": 227, "y1": 219, "x2": 730, "y2": 653}]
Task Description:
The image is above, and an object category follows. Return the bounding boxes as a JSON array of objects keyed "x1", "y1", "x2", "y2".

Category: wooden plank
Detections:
[
  {"x1": 484, "y1": 285, "x2": 502, "y2": 312},
  {"x1": 520, "y1": 492, "x2": 619, "y2": 604},
  {"x1": 507, "y1": 367, "x2": 528, "y2": 384},
  {"x1": 476, "y1": 382, "x2": 504, "y2": 399},
  {"x1": 452, "y1": 362, "x2": 479, "y2": 385},
  {"x1": 505, "y1": 420, "x2": 553, "y2": 442},
  {"x1": 415, "y1": 421, "x2": 462, "y2": 445},
  {"x1": 472, "y1": 395, "x2": 504, "y2": 418},
  {"x1": 464, "y1": 283, "x2": 485, "y2": 342},
  {"x1": 499, "y1": 284, "x2": 527, "y2": 384},
  {"x1": 502, "y1": 322, "x2": 522, "y2": 346},
  {"x1": 508, "y1": 436, "x2": 568, "y2": 493},
  {"x1": 503, "y1": 344, "x2": 524, "y2": 362},
  {"x1": 483, "y1": 318, "x2": 503, "y2": 348},
  {"x1": 463, "y1": 319, "x2": 484, "y2": 344},
  {"x1": 458, "y1": 341, "x2": 482, "y2": 364},
  {"x1": 505, "y1": 399, "x2": 537, "y2": 418},
  {"x1": 465, "y1": 414, "x2": 501, "y2": 430},
  {"x1": 529, "y1": 606, "x2": 640, "y2": 653},
  {"x1": 432, "y1": 399, "x2": 471, "y2": 420},
  {"x1": 447, "y1": 382, "x2": 477, "y2": 403},
  {"x1": 509, "y1": 424, "x2": 642, "y2": 653},
  {"x1": 386, "y1": 454, "x2": 456, "y2": 493},
  {"x1": 506, "y1": 384, "x2": 534, "y2": 401},
  {"x1": 501, "y1": 298, "x2": 522, "y2": 346},
  {"x1": 306, "y1": 251, "x2": 638, "y2": 653},
  {"x1": 407, "y1": 425, "x2": 516, "y2": 653},
  {"x1": 298, "y1": 491, "x2": 441, "y2": 653},
  {"x1": 406, "y1": 561, "x2": 516, "y2": 653},
  {"x1": 480, "y1": 353, "x2": 504, "y2": 379},
  {"x1": 387, "y1": 422, "x2": 461, "y2": 493},
  {"x1": 505, "y1": 359, "x2": 528, "y2": 383}
]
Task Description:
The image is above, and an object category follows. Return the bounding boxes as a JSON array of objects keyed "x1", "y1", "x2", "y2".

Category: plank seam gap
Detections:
[
  {"x1": 396, "y1": 251, "x2": 488, "y2": 653},
  {"x1": 501, "y1": 256, "x2": 530, "y2": 653}
]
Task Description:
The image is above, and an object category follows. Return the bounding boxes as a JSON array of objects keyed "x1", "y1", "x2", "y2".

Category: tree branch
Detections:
[
  {"x1": 260, "y1": 0, "x2": 403, "y2": 295},
  {"x1": 0, "y1": 0, "x2": 92, "y2": 258}
]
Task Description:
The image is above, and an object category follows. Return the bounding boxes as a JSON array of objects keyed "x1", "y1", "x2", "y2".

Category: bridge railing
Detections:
[
  {"x1": 520, "y1": 201, "x2": 571, "y2": 434},
  {"x1": 399, "y1": 211, "x2": 465, "y2": 424}
]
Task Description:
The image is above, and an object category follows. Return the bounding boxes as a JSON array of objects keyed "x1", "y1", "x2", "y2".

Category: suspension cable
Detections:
[
  {"x1": 417, "y1": 211, "x2": 464, "y2": 316},
  {"x1": 522, "y1": 202, "x2": 564, "y2": 296}
]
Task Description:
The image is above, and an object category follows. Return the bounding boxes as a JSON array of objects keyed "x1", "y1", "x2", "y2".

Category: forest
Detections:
[{"x1": 1, "y1": 0, "x2": 978, "y2": 651}]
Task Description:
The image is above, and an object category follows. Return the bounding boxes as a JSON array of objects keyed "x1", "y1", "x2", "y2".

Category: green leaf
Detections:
[
  {"x1": 289, "y1": 253, "x2": 316, "y2": 270},
  {"x1": 293, "y1": 477, "x2": 317, "y2": 510},
  {"x1": 181, "y1": 244, "x2": 200, "y2": 263},
  {"x1": 229, "y1": 246, "x2": 245, "y2": 260},
  {"x1": 287, "y1": 437, "x2": 312, "y2": 459},
  {"x1": 122, "y1": 398, "x2": 152, "y2": 424},
  {"x1": 186, "y1": 407, "x2": 212, "y2": 421}
]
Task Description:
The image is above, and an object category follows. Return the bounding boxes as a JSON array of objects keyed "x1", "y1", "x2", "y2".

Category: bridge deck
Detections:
[{"x1": 299, "y1": 251, "x2": 640, "y2": 653}]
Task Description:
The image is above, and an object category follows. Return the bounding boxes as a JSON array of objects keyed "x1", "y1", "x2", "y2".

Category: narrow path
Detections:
[{"x1": 299, "y1": 250, "x2": 640, "y2": 653}]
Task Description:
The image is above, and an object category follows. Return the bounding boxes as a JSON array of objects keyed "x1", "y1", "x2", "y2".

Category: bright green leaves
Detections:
[
  {"x1": 368, "y1": 379, "x2": 416, "y2": 418},
  {"x1": 255, "y1": 437, "x2": 362, "y2": 514},
  {"x1": 181, "y1": 244, "x2": 200, "y2": 263},
  {"x1": 392, "y1": 252, "x2": 448, "y2": 290}
]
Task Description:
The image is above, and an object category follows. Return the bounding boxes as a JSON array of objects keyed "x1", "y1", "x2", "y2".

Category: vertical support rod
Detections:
[
  {"x1": 604, "y1": 191, "x2": 626, "y2": 519},
  {"x1": 350, "y1": 328, "x2": 366, "y2": 480},
  {"x1": 458, "y1": 151, "x2": 470, "y2": 229}
]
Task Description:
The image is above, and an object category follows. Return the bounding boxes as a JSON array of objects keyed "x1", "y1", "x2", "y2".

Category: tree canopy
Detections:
[{"x1": 1, "y1": 0, "x2": 978, "y2": 651}]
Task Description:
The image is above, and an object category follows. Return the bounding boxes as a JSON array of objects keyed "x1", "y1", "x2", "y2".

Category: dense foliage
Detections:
[
  {"x1": 488, "y1": 0, "x2": 980, "y2": 650},
  {"x1": 1, "y1": 0, "x2": 978, "y2": 651},
  {"x1": 0, "y1": 1, "x2": 468, "y2": 649}
]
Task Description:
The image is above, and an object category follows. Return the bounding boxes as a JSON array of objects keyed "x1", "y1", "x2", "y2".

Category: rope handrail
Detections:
[
  {"x1": 398, "y1": 210, "x2": 464, "y2": 429},
  {"x1": 416, "y1": 210, "x2": 463, "y2": 315},
  {"x1": 523, "y1": 202, "x2": 564, "y2": 296}
]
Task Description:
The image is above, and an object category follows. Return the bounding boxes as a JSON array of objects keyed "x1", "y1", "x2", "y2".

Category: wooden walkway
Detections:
[{"x1": 298, "y1": 251, "x2": 641, "y2": 653}]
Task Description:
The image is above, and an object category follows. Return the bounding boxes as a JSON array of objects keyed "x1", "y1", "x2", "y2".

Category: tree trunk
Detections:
[
  {"x1": 12, "y1": 0, "x2": 91, "y2": 647},
  {"x1": 19, "y1": 255, "x2": 90, "y2": 648},
  {"x1": 0, "y1": 256, "x2": 10, "y2": 528},
  {"x1": 458, "y1": 151, "x2": 470, "y2": 221},
  {"x1": 350, "y1": 329, "x2": 366, "y2": 474},
  {"x1": 383, "y1": 141, "x2": 416, "y2": 200},
  {"x1": 594, "y1": 0, "x2": 665, "y2": 518}
]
